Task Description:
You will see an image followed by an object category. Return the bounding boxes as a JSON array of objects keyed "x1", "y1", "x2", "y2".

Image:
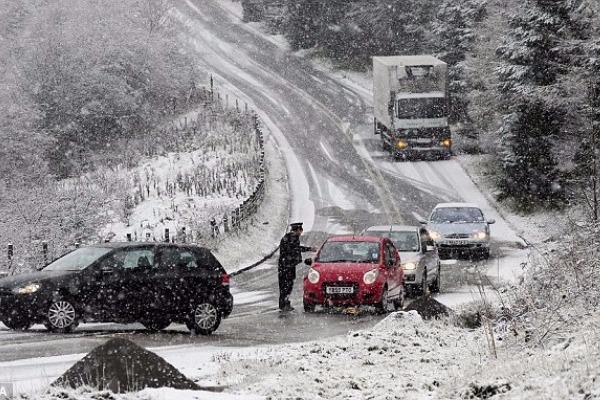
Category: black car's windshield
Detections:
[
  {"x1": 43, "y1": 247, "x2": 113, "y2": 271},
  {"x1": 431, "y1": 207, "x2": 484, "y2": 223},
  {"x1": 317, "y1": 241, "x2": 380, "y2": 263}
]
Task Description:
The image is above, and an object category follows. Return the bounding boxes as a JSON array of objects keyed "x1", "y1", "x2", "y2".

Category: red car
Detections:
[{"x1": 303, "y1": 235, "x2": 404, "y2": 313}]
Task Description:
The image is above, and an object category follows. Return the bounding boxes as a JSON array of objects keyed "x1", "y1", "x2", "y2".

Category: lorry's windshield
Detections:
[{"x1": 396, "y1": 98, "x2": 446, "y2": 119}]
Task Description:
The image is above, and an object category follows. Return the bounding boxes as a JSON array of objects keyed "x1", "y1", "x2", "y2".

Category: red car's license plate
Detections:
[{"x1": 326, "y1": 286, "x2": 354, "y2": 294}]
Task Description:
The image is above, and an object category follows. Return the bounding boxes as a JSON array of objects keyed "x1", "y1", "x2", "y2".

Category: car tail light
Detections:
[{"x1": 221, "y1": 273, "x2": 230, "y2": 286}]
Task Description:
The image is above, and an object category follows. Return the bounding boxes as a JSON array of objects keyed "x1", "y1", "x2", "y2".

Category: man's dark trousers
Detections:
[{"x1": 278, "y1": 267, "x2": 295, "y2": 309}]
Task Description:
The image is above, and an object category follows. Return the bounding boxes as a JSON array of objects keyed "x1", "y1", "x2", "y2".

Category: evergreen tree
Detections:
[
  {"x1": 434, "y1": 0, "x2": 487, "y2": 124},
  {"x1": 284, "y1": 0, "x2": 321, "y2": 50},
  {"x1": 496, "y1": 0, "x2": 590, "y2": 93},
  {"x1": 494, "y1": 0, "x2": 591, "y2": 209},
  {"x1": 573, "y1": 43, "x2": 600, "y2": 220},
  {"x1": 496, "y1": 99, "x2": 564, "y2": 210},
  {"x1": 313, "y1": 1, "x2": 358, "y2": 63},
  {"x1": 347, "y1": 0, "x2": 434, "y2": 58}
]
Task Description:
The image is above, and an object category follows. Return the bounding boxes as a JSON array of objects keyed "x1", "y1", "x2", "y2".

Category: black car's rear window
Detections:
[
  {"x1": 193, "y1": 248, "x2": 226, "y2": 272},
  {"x1": 43, "y1": 247, "x2": 113, "y2": 271}
]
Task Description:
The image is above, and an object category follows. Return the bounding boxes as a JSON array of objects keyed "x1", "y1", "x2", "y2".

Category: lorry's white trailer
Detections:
[{"x1": 373, "y1": 55, "x2": 451, "y2": 159}]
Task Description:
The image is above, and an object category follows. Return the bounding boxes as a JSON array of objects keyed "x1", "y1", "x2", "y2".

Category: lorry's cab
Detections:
[{"x1": 373, "y1": 56, "x2": 452, "y2": 160}]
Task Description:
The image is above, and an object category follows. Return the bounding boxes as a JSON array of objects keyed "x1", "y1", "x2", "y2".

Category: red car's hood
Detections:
[{"x1": 312, "y1": 262, "x2": 378, "y2": 281}]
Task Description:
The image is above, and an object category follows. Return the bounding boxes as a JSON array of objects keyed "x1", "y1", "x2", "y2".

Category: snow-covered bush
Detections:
[{"x1": 499, "y1": 222, "x2": 600, "y2": 348}]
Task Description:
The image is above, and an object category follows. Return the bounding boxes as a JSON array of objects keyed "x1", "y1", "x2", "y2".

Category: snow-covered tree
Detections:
[
  {"x1": 496, "y1": 99, "x2": 565, "y2": 211},
  {"x1": 496, "y1": 0, "x2": 590, "y2": 93},
  {"x1": 283, "y1": 0, "x2": 321, "y2": 50},
  {"x1": 573, "y1": 40, "x2": 600, "y2": 220},
  {"x1": 349, "y1": 0, "x2": 435, "y2": 58},
  {"x1": 494, "y1": 0, "x2": 592, "y2": 209},
  {"x1": 434, "y1": 0, "x2": 487, "y2": 124}
]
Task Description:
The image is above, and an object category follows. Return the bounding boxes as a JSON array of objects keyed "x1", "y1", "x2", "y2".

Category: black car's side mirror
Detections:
[
  {"x1": 487, "y1": 219, "x2": 496, "y2": 224},
  {"x1": 304, "y1": 258, "x2": 313, "y2": 266}
]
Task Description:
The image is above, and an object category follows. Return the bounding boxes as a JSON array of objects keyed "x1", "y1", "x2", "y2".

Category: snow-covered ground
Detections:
[{"x1": 0, "y1": 1, "x2": 585, "y2": 399}]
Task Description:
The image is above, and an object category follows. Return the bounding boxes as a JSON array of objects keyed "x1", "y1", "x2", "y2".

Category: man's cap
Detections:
[{"x1": 290, "y1": 222, "x2": 304, "y2": 230}]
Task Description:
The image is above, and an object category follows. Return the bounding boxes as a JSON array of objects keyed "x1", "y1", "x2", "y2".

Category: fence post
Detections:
[
  {"x1": 126, "y1": 233, "x2": 132, "y2": 242},
  {"x1": 223, "y1": 214, "x2": 229, "y2": 233},
  {"x1": 42, "y1": 241, "x2": 48, "y2": 265}
]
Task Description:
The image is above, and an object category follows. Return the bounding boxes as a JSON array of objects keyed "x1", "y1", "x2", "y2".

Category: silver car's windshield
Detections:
[
  {"x1": 43, "y1": 247, "x2": 112, "y2": 271},
  {"x1": 367, "y1": 230, "x2": 419, "y2": 252},
  {"x1": 430, "y1": 207, "x2": 484, "y2": 223},
  {"x1": 317, "y1": 242, "x2": 380, "y2": 263}
]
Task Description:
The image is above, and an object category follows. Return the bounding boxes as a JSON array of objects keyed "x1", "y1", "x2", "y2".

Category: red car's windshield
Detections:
[{"x1": 317, "y1": 241, "x2": 380, "y2": 263}]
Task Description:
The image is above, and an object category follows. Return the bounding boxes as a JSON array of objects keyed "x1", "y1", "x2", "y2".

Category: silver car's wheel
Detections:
[
  {"x1": 46, "y1": 299, "x2": 78, "y2": 333},
  {"x1": 429, "y1": 266, "x2": 441, "y2": 293},
  {"x1": 186, "y1": 302, "x2": 221, "y2": 335}
]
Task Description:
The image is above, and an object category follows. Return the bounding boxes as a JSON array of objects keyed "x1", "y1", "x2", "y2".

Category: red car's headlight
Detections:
[
  {"x1": 363, "y1": 269, "x2": 379, "y2": 285},
  {"x1": 307, "y1": 268, "x2": 320, "y2": 284}
]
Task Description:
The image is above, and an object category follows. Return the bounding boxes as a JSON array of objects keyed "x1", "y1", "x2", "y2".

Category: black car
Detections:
[{"x1": 0, "y1": 242, "x2": 234, "y2": 335}]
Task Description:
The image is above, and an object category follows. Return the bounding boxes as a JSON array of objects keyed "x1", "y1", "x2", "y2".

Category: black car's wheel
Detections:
[
  {"x1": 186, "y1": 301, "x2": 221, "y2": 335},
  {"x1": 303, "y1": 300, "x2": 316, "y2": 313},
  {"x1": 45, "y1": 298, "x2": 79, "y2": 333},
  {"x1": 429, "y1": 265, "x2": 441, "y2": 293},
  {"x1": 481, "y1": 248, "x2": 490, "y2": 260},
  {"x1": 140, "y1": 317, "x2": 171, "y2": 332},
  {"x1": 2, "y1": 316, "x2": 33, "y2": 331}
]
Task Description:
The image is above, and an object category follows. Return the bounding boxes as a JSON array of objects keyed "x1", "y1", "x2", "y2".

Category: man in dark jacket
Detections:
[{"x1": 278, "y1": 222, "x2": 316, "y2": 311}]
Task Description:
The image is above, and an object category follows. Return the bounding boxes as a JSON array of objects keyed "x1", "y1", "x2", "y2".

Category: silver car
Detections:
[
  {"x1": 421, "y1": 202, "x2": 495, "y2": 260},
  {"x1": 361, "y1": 225, "x2": 440, "y2": 295}
]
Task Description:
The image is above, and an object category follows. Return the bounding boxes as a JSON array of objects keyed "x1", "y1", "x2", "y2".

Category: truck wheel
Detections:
[{"x1": 381, "y1": 135, "x2": 390, "y2": 151}]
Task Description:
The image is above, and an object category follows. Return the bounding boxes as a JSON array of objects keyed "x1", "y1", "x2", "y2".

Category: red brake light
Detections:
[{"x1": 221, "y1": 273, "x2": 230, "y2": 286}]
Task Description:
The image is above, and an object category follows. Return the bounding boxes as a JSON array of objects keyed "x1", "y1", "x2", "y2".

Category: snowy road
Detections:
[{"x1": 0, "y1": 0, "x2": 528, "y2": 365}]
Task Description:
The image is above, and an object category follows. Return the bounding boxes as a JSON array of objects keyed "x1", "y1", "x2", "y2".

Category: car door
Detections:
[
  {"x1": 87, "y1": 246, "x2": 155, "y2": 321},
  {"x1": 152, "y1": 245, "x2": 195, "y2": 312},
  {"x1": 418, "y1": 227, "x2": 439, "y2": 284},
  {"x1": 383, "y1": 240, "x2": 403, "y2": 298}
]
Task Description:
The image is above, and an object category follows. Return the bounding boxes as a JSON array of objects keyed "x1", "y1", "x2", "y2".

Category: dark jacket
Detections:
[{"x1": 278, "y1": 232, "x2": 311, "y2": 270}]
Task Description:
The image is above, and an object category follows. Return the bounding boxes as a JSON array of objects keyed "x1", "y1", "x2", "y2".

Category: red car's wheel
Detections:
[
  {"x1": 375, "y1": 286, "x2": 393, "y2": 314},
  {"x1": 303, "y1": 301, "x2": 316, "y2": 313}
]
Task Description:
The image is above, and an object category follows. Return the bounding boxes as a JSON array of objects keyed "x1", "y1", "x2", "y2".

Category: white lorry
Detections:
[{"x1": 373, "y1": 55, "x2": 452, "y2": 160}]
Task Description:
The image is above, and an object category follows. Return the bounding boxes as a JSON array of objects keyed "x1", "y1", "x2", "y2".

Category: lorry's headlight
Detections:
[
  {"x1": 474, "y1": 231, "x2": 487, "y2": 240},
  {"x1": 402, "y1": 262, "x2": 417, "y2": 271},
  {"x1": 396, "y1": 140, "x2": 408, "y2": 149},
  {"x1": 363, "y1": 269, "x2": 379, "y2": 285},
  {"x1": 13, "y1": 283, "x2": 41, "y2": 294},
  {"x1": 307, "y1": 268, "x2": 320, "y2": 284},
  {"x1": 429, "y1": 230, "x2": 442, "y2": 240}
]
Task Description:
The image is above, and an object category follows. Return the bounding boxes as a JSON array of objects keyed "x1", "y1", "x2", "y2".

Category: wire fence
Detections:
[{"x1": 2, "y1": 76, "x2": 268, "y2": 273}]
